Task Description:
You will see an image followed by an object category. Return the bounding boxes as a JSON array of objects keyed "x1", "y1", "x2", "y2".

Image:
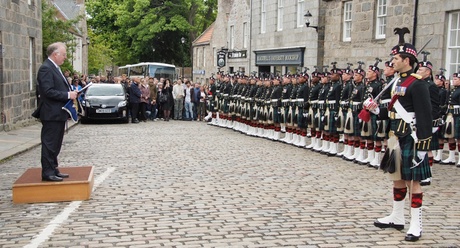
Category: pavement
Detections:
[{"x1": 0, "y1": 120, "x2": 459, "y2": 247}]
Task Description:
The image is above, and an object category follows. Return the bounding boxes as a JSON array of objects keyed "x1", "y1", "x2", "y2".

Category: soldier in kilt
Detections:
[
  {"x1": 254, "y1": 78, "x2": 265, "y2": 137},
  {"x1": 343, "y1": 63, "x2": 366, "y2": 161},
  {"x1": 270, "y1": 76, "x2": 283, "y2": 140},
  {"x1": 296, "y1": 72, "x2": 310, "y2": 147},
  {"x1": 417, "y1": 54, "x2": 440, "y2": 185},
  {"x1": 227, "y1": 75, "x2": 239, "y2": 129},
  {"x1": 365, "y1": 27, "x2": 432, "y2": 242},
  {"x1": 288, "y1": 76, "x2": 300, "y2": 145},
  {"x1": 313, "y1": 70, "x2": 331, "y2": 152},
  {"x1": 306, "y1": 70, "x2": 322, "y2": 149},
  {"x1": 219, "y1": 74, "x2": 232, "y2": 127},
  {"x1": 234, "y1": 75, "x2": 248, "y2": 132},
  {"x1": 245, "y1": 75, "x2": 258, "y2": 136},
  {"x1": 323, "y1": 63, "x2": 343, "y2": 156},
  {"x1": 337, "y1": 64, "x2": 354, "y2": 157},
  {"x1": 279, "y1": 75, "x2": 293, "y2": 143},
  {"x1": 371, "y1": 61, "x2": 396, "y2": 168},
  {"x1": 433, "y1": 69, "x2": 449, "y2": 162},
  {"x1": 440, "y1": 71, "x2": 460, "y2": 166},
  {"x1": 358, "y1": 60, "x2": 382, "y2": 165}
]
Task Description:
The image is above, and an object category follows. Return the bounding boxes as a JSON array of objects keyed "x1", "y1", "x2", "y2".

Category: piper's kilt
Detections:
[
  {"x1": 273, "y1": 106, "x2": 281, "y2": 124},
  {"x1": 454, "y1": 115, "x2": 460, "y2": 139},
  {"x1": 317, "y1": 109, "x2": 326, "y2": 131},
  {"x1": 398, "y1": 134, "x2": 432, "y2": 181},
  {"x1": 361, "y1": 114, "x2": 378, "y2": 140},
  {"x1": 326, "y1": 109, "x2": 337, "y2": 134},
  {"x1": 297, "y1": 108, "x2": 307, "y2": 128},
  {"x1": 336, "y1": 108, "x2": 346, "y2": 133},
  {"x1": 283, "y1": 106, "x2": 289, "y2": 124},
  {"x1": 352, "y1": 112, "x2": 361, "y2": 137},
  {"x1": 223, "y1": 99, "x2": 230, "y2": 113},
  {"x1": 430, "y1": 130, "x2": 440, "y2": 150}
]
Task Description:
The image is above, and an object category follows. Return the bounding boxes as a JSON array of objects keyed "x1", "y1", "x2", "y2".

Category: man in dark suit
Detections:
[{"x1": 37, "y1": 42, "x2": 78, "y2": 181}]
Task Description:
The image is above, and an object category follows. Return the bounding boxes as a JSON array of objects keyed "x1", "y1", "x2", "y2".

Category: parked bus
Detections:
[{"x1": 118, "y1": 62, "x2": 177, "y2": 80}]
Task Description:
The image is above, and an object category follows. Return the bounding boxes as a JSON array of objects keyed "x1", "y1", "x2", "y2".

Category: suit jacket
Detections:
[{"x1": 37, "y1": 58, "x2": 71, "y2": 121}]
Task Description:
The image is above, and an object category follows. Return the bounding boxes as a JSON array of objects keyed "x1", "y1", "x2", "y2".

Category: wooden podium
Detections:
[{"x1": 12, "y1": 166, "x2": 94, "y2": 204}]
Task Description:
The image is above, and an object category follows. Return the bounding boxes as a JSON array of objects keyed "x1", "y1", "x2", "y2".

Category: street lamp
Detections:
[
  {"x1": 304, "y1": 11, "x2": 319, "y2": 32},
  {"x1": 181, "y1": 37, "x2": 185, "y2": 79}
]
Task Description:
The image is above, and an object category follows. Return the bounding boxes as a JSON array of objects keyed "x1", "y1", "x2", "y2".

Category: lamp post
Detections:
[{"x1": 181, "y1": 37, "x2": 185, "y2": 79}]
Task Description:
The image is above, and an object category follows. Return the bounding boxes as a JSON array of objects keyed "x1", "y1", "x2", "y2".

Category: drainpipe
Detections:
[{"x1": 412, "y1": 0, "x2": 419, "y2": 47}]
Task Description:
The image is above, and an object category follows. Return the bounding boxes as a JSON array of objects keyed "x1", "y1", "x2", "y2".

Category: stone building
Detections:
[
  {"x1": 0, "y1": 0, "x2": 42, "y2": 131},
  {"x1": 196, "y1": 0, "x2": 460, "y2": 78}
]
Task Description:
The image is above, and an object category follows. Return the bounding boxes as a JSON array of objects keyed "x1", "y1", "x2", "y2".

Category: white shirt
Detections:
[{"x1": 173, "y1": 83, "x2": 185, "y2": 99}]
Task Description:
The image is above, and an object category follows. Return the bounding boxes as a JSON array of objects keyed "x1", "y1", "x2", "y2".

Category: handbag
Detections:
[{"x1": 159, "y1": 94, "x2": 167, "y2": 103}]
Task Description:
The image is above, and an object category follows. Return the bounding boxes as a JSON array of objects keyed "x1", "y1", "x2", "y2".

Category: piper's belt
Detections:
[
  {"x1": 351, "y1": 101, "x2": 362, "y2": 112},
  {"x1": 432, "y1": 118, "x2": 442, "y2": 127},
  {"x1": 448, "y1": 105, "x2": 460, "y2": 115},
  {"x1": 379, "y1": 98, "x2": 391, "y2": 108}
]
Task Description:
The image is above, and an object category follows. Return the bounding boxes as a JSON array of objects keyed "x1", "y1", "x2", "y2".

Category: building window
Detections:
[
  {"x1": 447, "y1": 12, "x2": 460, "y2": 76},
  {"x1": 375, "y1": 0, "x2": 387, "y2": 39},
  {"x1": 277, "y1": 0, "x2": 284, "y2": 31},
  {"x1": 229, "y1": 25, "x2": 235, "y2": 50},
  {"x1": 29, "y1": 37, "x2": 35, "y2": 91},
  {"x1": 261, "y1": 0, "x2": 266, "y2": 34},
  {"x1": 203, "y1": 47, "x2": 206, "y2": 67},
  {"x1": 297, "y1": 0, "x2": 305, "y2": 28},
  {"x1": 343, "y1": 1, "x2": 352, "y2": 42},
  {"x1": 243, "y1": 22, "x2": 248, "y2": 49}
]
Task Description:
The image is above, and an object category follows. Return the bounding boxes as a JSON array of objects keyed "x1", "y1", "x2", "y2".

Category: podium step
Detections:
[{"x1": 12, "y1": 166, "x2": 94, "y2": 204}]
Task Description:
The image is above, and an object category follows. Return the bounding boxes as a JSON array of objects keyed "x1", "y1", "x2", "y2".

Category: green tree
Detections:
[
  {"x1": 86, "y1": 0, "x2": 217, "y2": 68},
  {"x1": 41, "y1": 0, "x2": 81, "y2": 73}
]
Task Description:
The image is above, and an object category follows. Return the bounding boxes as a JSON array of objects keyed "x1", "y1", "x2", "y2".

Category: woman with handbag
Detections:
[{"x1": 161, "y1": 79, "x2": 173, "y2": 121}]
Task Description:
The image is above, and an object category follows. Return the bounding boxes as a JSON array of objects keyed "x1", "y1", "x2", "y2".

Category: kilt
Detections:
[
  {"x1": 223, "y1": 99, "x2": 230, "y2": 113},
  {"x1": 297, "y1": 108, "x2": 307, "y2": 128},
  {"x1": 361, "y1": 114, "x2": 377, "y2": 139},
  {"x1": 326, "y1": 109, "x2": 337, "y2": 134},
  {"x1": 352, "y1": 113, "x2": 361, "y2": 137},
  {"x1": 430, "y1": 130, "x2": 440, "y2": 150},
  {"x1": 455, "y1": 115, "x2": 460, "y2": 139},
  {"x1": 307, "y1": 107, "x2": 317, "y2": 128},
  {"x1": 336, "y1": 108, "x2": 346, "y2": 133},
  {"x1": 376, "y1": 119, "x2": 389, "y2": 139},
  {"x1": 283, "y1": 106, "x2": 289, "y2": 125},
  {"x1": 317, "y1": 109, "x2": 325, "y2": 131},
  {"x1": 273, "y1": 106, "x2": 281, "y2": 123},
  {"x1": 398, "y1": 134, "x2": 432, "y2": 181}
]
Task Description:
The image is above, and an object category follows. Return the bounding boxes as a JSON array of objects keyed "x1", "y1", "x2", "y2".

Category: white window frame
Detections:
[
  {"x1": 297, "y1": 0, "x2": 305, "y2": 28},
  {"x1": 261, "y1": 0, "x2": 266, "y2": 34},
  {"x1": 375, "y1": 0, "x2": 387, "y2": 39},
  {"x1": 277, "y1": 0, "x2": 284, "y2": 31},
  {"x1": 343, "y1": 2, "x2": 352, "y2": 42},
  {"x1": 447, "y1": 11, "x2": 460, "y2": 77},
  {"x1": 230, "y1": 25, "x2": 235, "y2": 50},
  {"x1": 243, "y1": 22, "x2": 248, "y2": 48}
]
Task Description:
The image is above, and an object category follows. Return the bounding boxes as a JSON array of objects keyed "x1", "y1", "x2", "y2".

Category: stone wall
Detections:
[{"x1": 0, "y1": 0, "x2": 42, "y2": 131}]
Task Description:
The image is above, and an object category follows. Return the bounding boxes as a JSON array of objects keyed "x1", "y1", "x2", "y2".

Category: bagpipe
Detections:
[{"x1": 62, "y1": 82, "x2": 93, "y2": 123}]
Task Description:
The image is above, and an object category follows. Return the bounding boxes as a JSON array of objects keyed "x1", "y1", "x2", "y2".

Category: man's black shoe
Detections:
[
  {"x1": 42, "y1": 175, "x2": 63, "y2": 182},
  {"x1": 56, "y1": 173, "x2": 69, "y2": 178}
]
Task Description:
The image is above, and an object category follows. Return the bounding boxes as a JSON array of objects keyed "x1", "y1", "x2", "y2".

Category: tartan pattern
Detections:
[
  {"x1": 353, "y1": 113, "x2": 361, "y2": 136},
  {"x1": 430, "y1": 131, "x2": 440, "y2": 150},
  {"x1": 455, "y1": 115, "x2": 460, "y2": 139},
  {"x1": 297, "y1": 108, "x2": 307, "y2": 128},
  {"x1": 327, "y1": 109, "x2": 338, "y2": 133},
  {"x1": 399, "y1": 133, "x2": 432, "y2": 181},
  {"x1": 273, "y1": 107, "x2": 281, "y2": 123}
]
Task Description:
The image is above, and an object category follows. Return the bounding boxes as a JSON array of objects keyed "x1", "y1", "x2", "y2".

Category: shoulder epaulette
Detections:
[{"x1": 410, "y1": 73, "x2": 422, "y2": 79}]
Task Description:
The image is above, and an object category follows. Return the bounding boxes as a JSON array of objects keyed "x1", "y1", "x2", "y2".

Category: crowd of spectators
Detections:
[{"x1": 67, "y1": 70, "x2": 210, "y2": 123}]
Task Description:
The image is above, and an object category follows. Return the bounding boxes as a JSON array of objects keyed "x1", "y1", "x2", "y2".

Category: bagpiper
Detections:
[
  {"x1": 270, "y1": 75, "x2": 283, "y2": 140},
  {"x1": 279, "y1": 74, "x2": 294, "y2": 143},
  {"x1": 313, "y1": 67, "x2": 331, "y2": 152},
  {"x1": 245, "y1": 74, "x2": 259, "y2": 136},
  {"x1": 365, "y1": 27, "x2": 432, "y2": 242},
  {"x1": 288, "y1": 74, "x2": 301, "y2": 145}
]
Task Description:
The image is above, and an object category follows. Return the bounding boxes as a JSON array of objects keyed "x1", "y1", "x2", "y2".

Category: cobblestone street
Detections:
[{"x1": 0, "y1": 121, "x2": 459, "y2": 247}]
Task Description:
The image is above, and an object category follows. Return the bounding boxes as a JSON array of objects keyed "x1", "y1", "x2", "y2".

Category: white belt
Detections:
[
  {"x1": 290, "y1": 99, "x2": 296, "y2": 102},
  {"x1": 271, "y1": 99, "x2": 278, "y2": 103},
  {"x1": 223, "y1": 94, "x2": 229, "y2": 97},
  {"x1": 453, "y1": 105, "x2": 460, "y2": 109},
  {"x1": 352, "y1": 102, "x2": 361, "y2": 105},
  {"x1": 318, "y1": 100, "x2": 325, "y2": 104},
  {"x1": 310, "y1": 100, "x2": 318, "y2": 104},
  {"x1": 340, "y1": 101, "x2": 348, "y2": 105},
  {"x1": 327, "y1": 100, "x2": 336, "y2": 104},
  {"x1": 282, "y1": 99, "x2": 289, "y2": 102},
  {"x1": 380, "y1": 99, "x2": 391, "y2": 104},
  {"x1": 265, "y1": 100, "x2": 271, "y2": 104},
  {"x1": 297, "y1": 98, "x2": 304, "y2": 102}
]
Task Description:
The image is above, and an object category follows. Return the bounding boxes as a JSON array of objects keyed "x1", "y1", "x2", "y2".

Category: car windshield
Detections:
[{"x1": 86, "y1": 85, "x2": 125, "y2": 96}]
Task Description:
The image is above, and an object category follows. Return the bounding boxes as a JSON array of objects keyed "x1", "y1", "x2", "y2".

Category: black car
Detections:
[{"x1": 81, "y1": 83, "x2": 129, "y2": 123}]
